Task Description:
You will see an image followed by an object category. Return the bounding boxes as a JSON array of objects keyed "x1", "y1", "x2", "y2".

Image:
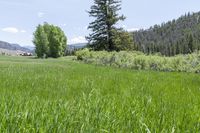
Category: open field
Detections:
[{"x1": 0, "y1": 56, "x2": 200, "y2": 132}]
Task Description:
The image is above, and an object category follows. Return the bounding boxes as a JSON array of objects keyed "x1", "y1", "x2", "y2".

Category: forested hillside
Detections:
[{"x1": 133, "y1": 12, "x2": 200, "y2": 56}]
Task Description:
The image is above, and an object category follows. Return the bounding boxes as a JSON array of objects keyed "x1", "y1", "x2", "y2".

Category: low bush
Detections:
[{"x1": 76, "y1": 49, "x2": 200, "y2": 73}]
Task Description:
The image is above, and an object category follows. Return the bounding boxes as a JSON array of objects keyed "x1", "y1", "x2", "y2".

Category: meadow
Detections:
[{"x1": 0, "y1": 56, "x2": 200, "y2": 132}]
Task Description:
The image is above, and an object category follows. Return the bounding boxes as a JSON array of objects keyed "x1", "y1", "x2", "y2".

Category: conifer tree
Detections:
[
  {"x1": 188, "y1": 34, "x2": 194, "y2": 53},
  {"x1": 87, "y1": 0, "x2": 125, "y2": 51}
]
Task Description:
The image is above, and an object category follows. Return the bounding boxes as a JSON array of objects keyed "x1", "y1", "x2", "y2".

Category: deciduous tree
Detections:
[{"x1": 33, "y1": 23, "x2": 67, "y2": 58}]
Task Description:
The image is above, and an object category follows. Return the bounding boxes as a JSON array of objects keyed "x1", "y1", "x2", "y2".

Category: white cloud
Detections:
[
  {"x1": 127, "y1": 28, "x2": 140, "y2": 32},
  {"x1": 62, "y1": 24, "x2": 67, "y2": 27},
  {"x1": 69, "y1": 36, "x2": 87, "y2": 44},
  {"x1": 84, "y1": 26, "x2": 88, "y2": 30},
  {"x1": 38, "y1": 12, "x2": 45, "y2": 18},
  {"x1": 29, "y1": 35, "x2": 33, "y2": 38},
  {"x1": 2, "y1": 27, "x2": 27, "y2": 34},
  {"x1": 20, "y1": 30, "x2": 26, "y2": 33},
  {"x1": 122, "y1": 25, "x2": 127, "y2": 29},
  {"x1": 117, "y1": 24, "x2": 141, "y2": 32},
  {"x1": 2, "y1": 27, "x2": 19, "y2": 33}
]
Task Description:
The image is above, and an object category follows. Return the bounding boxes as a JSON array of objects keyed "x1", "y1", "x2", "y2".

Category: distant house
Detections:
[{"x1": 20, "y1": 52, "x2": 33, "y2": 56}]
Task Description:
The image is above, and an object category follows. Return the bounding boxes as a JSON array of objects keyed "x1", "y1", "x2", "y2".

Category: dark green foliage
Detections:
[
  {"x1": 112, "y1": 29, "x2": 135, "y2": 51},
  {"x1": 87, "y1": 0, "x2": 130, "y2": 51},
  {"x1": 188, "y1": 34, "x2": 194, "y2": 53},
  {"x1": 33, "y1": 23, "x2": 67, "y2": 58},
  {"x1": 133, "y1": 12, "x2": 200, "y2": 56}
]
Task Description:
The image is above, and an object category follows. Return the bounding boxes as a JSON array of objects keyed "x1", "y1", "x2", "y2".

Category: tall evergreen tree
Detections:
[
  {"x1": 87, "y1": 0, "x2": 125, "y2": 51},
  {"x1": 188, "y1": 34, "x2": 194, "y2": 53}
]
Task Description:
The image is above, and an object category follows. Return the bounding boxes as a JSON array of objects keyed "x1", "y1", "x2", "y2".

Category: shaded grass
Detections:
[{"x1": 0, "y1": 56, "x2": 200, "y2": 132}]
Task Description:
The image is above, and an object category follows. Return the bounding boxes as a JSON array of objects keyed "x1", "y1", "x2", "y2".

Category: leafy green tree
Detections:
[
  {"x1": 33, "y1": 25, "x2": 49, "y2": 58},
  {"x1": 33, "y1": 23, "x2": 67, "y2": 58},
  {"x1": 48, "y1": 26, "x2": 67, "y2": 58},
  {"x1": 87, "y1": 0, "x2": 126, "y2": 51},
  {"x1": 112, "y1": 29, "x2": 135, "y2": 51}
]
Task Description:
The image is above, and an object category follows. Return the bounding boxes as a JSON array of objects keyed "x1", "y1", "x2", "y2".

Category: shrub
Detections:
[{"x1": 76, "y1": 49, "x2": 200, "y2": 73}]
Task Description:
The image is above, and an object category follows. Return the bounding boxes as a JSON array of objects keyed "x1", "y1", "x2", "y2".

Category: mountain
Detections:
[
  {"x1": 133, "y1": 11, "x2": 200, "y2": 56},
  {"x1": 0, "y1": 41, "x2": 33, "y2": 56},
  {"x1": 24, "y1": 46, "x2": 35, "y2": 51},
  {"x1": 65, "y1": 43, "x2": 87, "y2": 55},
  {"x1": 67, "y1": 43, "x2": 87, "y2": 51}
]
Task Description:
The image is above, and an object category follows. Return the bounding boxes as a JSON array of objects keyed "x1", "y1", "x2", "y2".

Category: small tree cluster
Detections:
[
  {"x1": 112, "y1": 29, "x2": 135, "y2": 51},
  {"x1": 33, "y1": 23, "x2": 67, "y2": 58}
]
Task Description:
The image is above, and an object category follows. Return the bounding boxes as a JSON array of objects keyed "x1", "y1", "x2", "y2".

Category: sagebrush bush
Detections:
[{"x1": 76, "y1": 49, "x2": 200, "y2": 73}]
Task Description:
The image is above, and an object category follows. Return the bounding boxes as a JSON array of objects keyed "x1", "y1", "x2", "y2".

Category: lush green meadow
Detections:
[{"x1": 0, "y1": 56, "x2": 200, "y2": 132}]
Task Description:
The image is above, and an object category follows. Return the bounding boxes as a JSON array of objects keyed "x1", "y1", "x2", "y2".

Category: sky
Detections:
[{"x1": 0, "y1": 0, "x2": 200, "y2": 46}]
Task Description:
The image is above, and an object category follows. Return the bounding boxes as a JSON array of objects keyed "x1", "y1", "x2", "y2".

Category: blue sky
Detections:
[{"x1": 0, "y1": 0, "x2": 200, "y2": 46}]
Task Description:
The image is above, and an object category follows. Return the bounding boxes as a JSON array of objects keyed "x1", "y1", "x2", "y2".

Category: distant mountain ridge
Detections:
[
  {"x1": 0, "y1": 41, "x2": 33, "y2": 53},
  {"x1": 67, "y1": 43, "x2": 87, "y2": 50}
]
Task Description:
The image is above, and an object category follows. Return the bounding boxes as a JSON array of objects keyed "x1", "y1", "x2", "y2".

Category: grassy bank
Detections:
[{"x1": 0, "y1": 56, "x2": 200, "y2": 132}]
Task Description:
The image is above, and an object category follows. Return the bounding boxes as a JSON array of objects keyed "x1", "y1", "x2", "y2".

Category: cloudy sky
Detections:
[{"x1": 0, "y1": 0, "x2": 200, "y2": 46}]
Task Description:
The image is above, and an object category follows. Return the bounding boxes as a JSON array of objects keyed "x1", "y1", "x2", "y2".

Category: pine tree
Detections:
[
  {"x1": 188, "y1": 34, "x2": 194, "y2": 53},
  {"x1": 87, "y1": 0, "x2": 125, "y2": 51}
]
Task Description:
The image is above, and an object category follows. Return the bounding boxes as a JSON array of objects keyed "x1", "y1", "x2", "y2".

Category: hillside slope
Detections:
[
  {"x1": 0, "y1": 41, "x2": 32, "y2": 55},
  {"x1": 67, "y1": 43, "x2": 86, "y2": 50},
  {"x1": 133, "y1": 12, "x2": 200, "y2": 56}
]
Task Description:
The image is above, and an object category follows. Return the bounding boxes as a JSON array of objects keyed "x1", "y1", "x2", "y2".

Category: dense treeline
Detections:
[{"x1": 133, "y1": 12, "x2": 200, "y2": 56}]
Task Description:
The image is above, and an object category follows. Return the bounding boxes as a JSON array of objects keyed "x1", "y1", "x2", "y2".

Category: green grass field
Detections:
[{"x1": 0, "y1": 56, "x2": 200, "y2": 132}]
